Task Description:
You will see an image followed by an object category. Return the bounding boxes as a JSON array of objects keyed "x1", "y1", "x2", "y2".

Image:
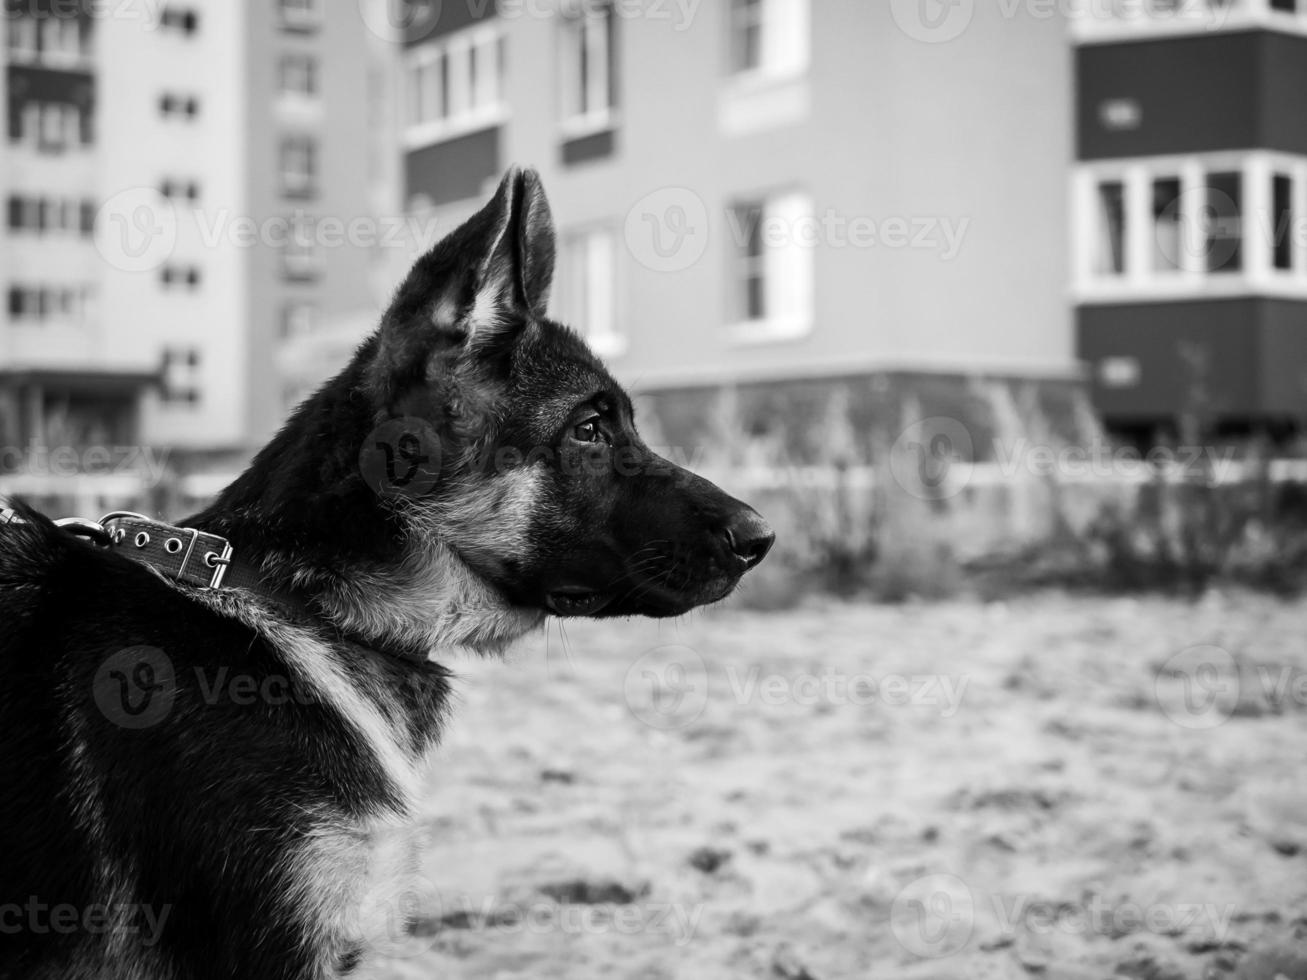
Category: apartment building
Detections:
[
  {"x1": 1074, "y1": 0, "x2": 1307, "y2": 445},
  {"x1": 0, "y1": 0, "x2": 384, "y2": 476},
  {"x1": 359, "y1": 0, "x2": 1083, "y2": 464}
]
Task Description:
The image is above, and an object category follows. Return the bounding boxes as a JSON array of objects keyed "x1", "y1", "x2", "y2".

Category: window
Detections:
[
  {"x1": 1078, "y1": 153, "x2": 1307, "y2": 295},
  {"x1": 280, "y1": 302, "x2": 319, "y2": 339},
  {"x1": 162, "y1": 348, "x2": 202, "y2": 405},
  {"x1": 6, "y1": 196, "x2": 89, "y2": 235},
  {"x1": 160, "y1": 179, "x2": 201, "y2": 203},
  {"x1": 1151, "y1": 176, "x2": 1182, "y2": 272},
  {"x1": 560, "y1": 2, "x2": 616, "y2": 135},
  {"x1": 557, "y1": 228, "x2": 622, "y2": 356},
  {"x1": 160, "y1": 6, "x2": 200, "y2": 35},
  {"x1": 1273, "y1": 172, "x2": 1293, "y2": 271},
  {"x1": 281, "y1": 218, "x2": 321, "y2": 280},
  {"x1": 7, "y1": 16, "x2": 37, "y2": 61},
  {"x1": 728, "y1": 0, "x2": 809, "y2": 81},
  {"x1": 1204, "y1": 171, "x2": 1242, "y2": 274},
  {"x1": 279, "y1": 54, "x2": 319, "y2": 98},
  {"x1": 19, "y1": 102, "x2": 83, "y2": 154},
  {"x1": 18, "y1": 102, "x2": 84, "y2": 154},
  {"x1": 280, "y1": 136, "x2": 319, "y2": 198},
  {"x1": 727, "y1": 190, "x2": 815, "y2": 340},
  {"x1": 160, "y1": 265, "x2": 203, "y2": 291},
  {"x1": 279, "y1": 0, "x2": 322, "y2": 32},
  {"x1": 159, "y1": 94, "x2": 201, "y2": 121},
  {"x1": 7, "y1": 285, "x2": 91, "y2": 323},
  {"x1": 404, "y1": 24, "x2": 504, "y2": 146},
  {"x1": 38, "y1": 15, "x2": 82, "y2": 64},
  {"x1": 1094, "y1": 181, "x2": 1126, "y2": 276}
]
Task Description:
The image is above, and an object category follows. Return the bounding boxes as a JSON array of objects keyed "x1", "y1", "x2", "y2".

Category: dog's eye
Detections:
[{"x1": 572, "y1": 420, "x2": 602, "y2": 444}]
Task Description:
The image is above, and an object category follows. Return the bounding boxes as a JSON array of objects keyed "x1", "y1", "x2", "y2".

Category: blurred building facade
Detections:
[
  {"x1": 285, "y1": 0, "x2": 1086, "y2": 468},
  {"x1": 1074, "y1": 0, "x2": 1307, "y2": 446},
  {"x1": 0, "y1": 0, "x2": 387, "y2": 475}
]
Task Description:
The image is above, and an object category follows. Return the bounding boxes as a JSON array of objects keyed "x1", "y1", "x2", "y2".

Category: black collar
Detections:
[{"x1": 1, "y1": 508, "x2": 432, "y2": 665}]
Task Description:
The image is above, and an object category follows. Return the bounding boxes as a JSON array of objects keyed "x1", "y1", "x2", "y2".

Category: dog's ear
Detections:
[
  {"x1": 386, "y1": 166, "x2": 555, "y2": 341},
  {"x1": 369, "y1": 167, "x2": 556, "y2": 405}
]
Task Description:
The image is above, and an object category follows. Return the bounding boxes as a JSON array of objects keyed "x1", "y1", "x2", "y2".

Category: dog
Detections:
[{"x1": 0, "y1": 167, "x2": 774, "y2": 979}]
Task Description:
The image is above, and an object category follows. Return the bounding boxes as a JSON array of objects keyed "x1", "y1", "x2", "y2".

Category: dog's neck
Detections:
[{"x1": 187, "y1": 363, "x2": 543, "y2": 658}]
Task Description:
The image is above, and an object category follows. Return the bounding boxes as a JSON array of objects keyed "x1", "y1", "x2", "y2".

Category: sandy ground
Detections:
[{"x1": 367, "y1": 593, "x2": 1307, "y2": 980}]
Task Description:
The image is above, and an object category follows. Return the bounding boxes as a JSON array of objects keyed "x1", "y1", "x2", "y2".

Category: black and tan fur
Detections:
[{"x1": 0, "y1": 168, "x2": 774, "y2": 979}]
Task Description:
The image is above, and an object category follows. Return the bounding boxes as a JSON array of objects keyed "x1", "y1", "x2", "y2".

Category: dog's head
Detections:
[{"x1": 368, "y1": 168, "x2": 773, "y2": 620}]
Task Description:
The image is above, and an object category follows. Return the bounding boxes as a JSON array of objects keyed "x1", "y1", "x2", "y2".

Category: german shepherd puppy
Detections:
[{"x1": 0, "y1": 168, "x2": 773, "y2": 979}]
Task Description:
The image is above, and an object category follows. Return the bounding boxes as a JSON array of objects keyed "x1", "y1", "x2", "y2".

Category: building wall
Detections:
[
  {"x1": 243, "y1": 0, "x2": 389, "y2": 446},
  {"x1": 98, "y1": 2, "x2": 251, "y2": 449},
  {"x1": 399, "y1": 1, "x2": 1074, "y2": 395}
]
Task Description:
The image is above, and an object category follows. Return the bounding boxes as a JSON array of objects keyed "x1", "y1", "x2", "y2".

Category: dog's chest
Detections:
[{"x1": 297, "y1": 811, "x2": 427, "y2": 971}]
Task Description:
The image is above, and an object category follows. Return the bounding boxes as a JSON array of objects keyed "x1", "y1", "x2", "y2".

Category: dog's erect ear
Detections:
[
  {"x1": 370, "y1": 167, "x2": 556, "y2": 404},
  {"x1": 386, "y1": 167, "x2": 555, "y2": 342}
]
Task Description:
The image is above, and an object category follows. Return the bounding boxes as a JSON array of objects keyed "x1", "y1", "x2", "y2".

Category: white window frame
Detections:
[
  {"x1": 281, "y1": 217, "x2": 322, "y2": 279},
  {"x1": 7, "y1": 17, "x2": 37, "y2": 62},
  {"x1": 1072, "y1": 0, "x2": 1307, "y2": 42},
  {"x1": 403, "y1": 23, "x2": 506, "y2": 149},
  {"x1": 727, "y1": 189, "x2": 815, "y2": 344},
  {"x1": 279, "y1": 135, "x2": 319, "y2": 197},
  {"x1": 39, "y1": 16, "x2": 84, "y2": 68},
  {"x1": 281, "y1": 302, "x2": 319, "y2": 339},
  {"x1": 558, "y1": 225, "x2": 624, "y2": 358},
  {"x1": 1074, "y1": 150, "x2": 1307, "y2": 303},
  {"x1": 560, "y1": 2, "x2": 616, "y2": 138},
  {"x1": 279, "y1": 0, "x2": 322, "y2": 31},
  {"x1": 278, "y1": 53, "x2": 319, "y2": 99},
  {"x1": 728, "y1": 0, "x2": 809, "y2": 87}
]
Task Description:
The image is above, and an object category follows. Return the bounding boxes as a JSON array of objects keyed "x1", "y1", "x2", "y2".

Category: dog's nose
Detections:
[{"x1": 724, "y1": 509, "x2": 776, "y2": 570}]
